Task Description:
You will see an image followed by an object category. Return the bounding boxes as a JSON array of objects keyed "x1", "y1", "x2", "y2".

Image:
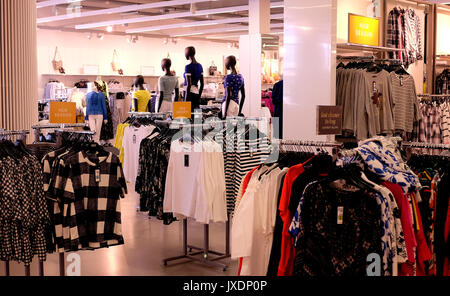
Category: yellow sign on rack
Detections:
[
  {"x1": 348, "y1": 14, "x2": 379, "y2": 47},
  {"x1": 50, "y1": 102, "x2": 77, "y2": 124},
  {"x1": 173, "y1": 102, "x2": 192, "y2": 119}
]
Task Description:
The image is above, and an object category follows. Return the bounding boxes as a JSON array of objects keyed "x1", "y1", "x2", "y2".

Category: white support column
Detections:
[
  {"x1": 283, "y1": 0, "x2": 337, "y2": 140},
  {"x1": 239, "y1": 0, "x2": 270, "y2": 117}
]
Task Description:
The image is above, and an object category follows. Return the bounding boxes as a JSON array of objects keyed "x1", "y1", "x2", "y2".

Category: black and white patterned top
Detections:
[
  {"x1": 0, "y1": 154, "x2": 50, "y2": 265},
  {"x1": 45, "y1": 149, "x2": 127, "y2": 252}
]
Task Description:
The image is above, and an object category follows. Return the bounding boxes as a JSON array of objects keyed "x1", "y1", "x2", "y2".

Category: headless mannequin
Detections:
[
  {"x1": 86, "y1": 84, "x2": 107, "y2": 143},
  {"x1": 157, "y1": 58, "x2": 179, "y2": 112},
  {"x1": 133, "y1": 76, "x2": 150, "y2": 112},
  {"x1": 184, "y1": 47, "x2": 204, "y2": 111},
  {"x1": 223, "y1": 56, "x2": 245, "y2": 119}
]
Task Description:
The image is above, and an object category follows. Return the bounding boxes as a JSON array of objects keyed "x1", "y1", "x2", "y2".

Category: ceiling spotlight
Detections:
[
  {"x1": 97, "y1": 33, "x2": 104, "y2": 40},
  {"x1": 171, "y1": 38, "x2": 177, "y2": 44},
  {"x1": 227, "y1": 43, "x2": 232, "y2": 49},
  {"x1": 163, "y1": 38, "x2": 168, "y2": 45},
  {"x1": 106, "y1": 25, "x2": 113, "y2": 33},
  {"x1": 87, "y1": 33, "x2": 92, "y2": 40}
]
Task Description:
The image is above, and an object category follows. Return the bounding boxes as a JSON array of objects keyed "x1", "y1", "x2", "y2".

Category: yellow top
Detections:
[
  {"x1": 114, "y1": 123, "x2": 130, "y2": 165},
  {"x1": 133, "y1": 90, "x2": 151, "y2": 112}
]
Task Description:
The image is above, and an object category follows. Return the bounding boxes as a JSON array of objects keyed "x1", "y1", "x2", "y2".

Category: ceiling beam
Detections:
[
  {"x1": 37, "y1": 0, "x2": 217, "y2": 24},
  {"x1": 74, "y1": 2, "x2": 283, "y2": 30},
  {"x1": 172, "y1": 23, "x2": 284, "y2": 38},
  {"x1": 126, "y1": 16, "x2": 249, "y2": 34},
  {"x1": 126, "y1": 13, "x2": 284, "y2": 34},
  {"x1": 37, "y1": 0, "x2": 85, "y2": 9}
]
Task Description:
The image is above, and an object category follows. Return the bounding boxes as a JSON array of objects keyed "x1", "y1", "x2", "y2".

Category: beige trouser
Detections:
[{"x1": 88, "y1": 114, "x2": 103, "y2": 143}]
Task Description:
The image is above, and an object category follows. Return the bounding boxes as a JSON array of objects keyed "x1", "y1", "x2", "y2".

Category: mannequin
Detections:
[
  {"x1": 69, "y1": 87, "x2": 86, "y2": 123},
  {"x1": 132, "y1": 75, "x2": 151, "y2": 112},
  {"x1": 184, "y1": 46, "x2": 204, "y2": 112},
  {"x1": 157, "y1": 58, "x2": 179, "y2": 113},
  {"x1": 85, "y1": 84, "x2": 107, "y2": 143},
  {"x1": 222, "y1": 55, "x2": 245, "y2": 119}
]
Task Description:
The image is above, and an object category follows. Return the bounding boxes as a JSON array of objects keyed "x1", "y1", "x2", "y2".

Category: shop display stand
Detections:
[{"x1": 162, "y1": 216, "x2": 230, "y2": 272}]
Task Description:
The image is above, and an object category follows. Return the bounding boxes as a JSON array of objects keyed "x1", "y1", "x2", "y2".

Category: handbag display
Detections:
[
  {"x1": 111, "y1": 49, "x2": 124, "y2": 75},
  {"x1": 52, "y1": 46, "x2": 65, "y2": 74}
]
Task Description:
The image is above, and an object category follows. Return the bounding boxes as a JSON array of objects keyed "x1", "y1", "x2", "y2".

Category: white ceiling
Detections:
[{"x1": 36, "y1": 0, "x2": 284, "y2": 42}]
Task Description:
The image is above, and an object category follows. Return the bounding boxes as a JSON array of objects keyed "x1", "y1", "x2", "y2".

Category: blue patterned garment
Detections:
[
  {"x1": 356, "y1": 137, "x2": 421, "y2": 194},
  {"x1": 223, "y1": 74, "x2": 244, "y2": 104},
  {"x1": 288, "y1": 181, "x2": 317, "y2": 246},
  {"x1": 373, "y1": 191, "x2": 394, "y2": 276}
]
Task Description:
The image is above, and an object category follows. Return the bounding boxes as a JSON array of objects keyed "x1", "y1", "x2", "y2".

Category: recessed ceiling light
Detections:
[{"x1": 106, "y1": 25, "x2": 113, "y2": 32}]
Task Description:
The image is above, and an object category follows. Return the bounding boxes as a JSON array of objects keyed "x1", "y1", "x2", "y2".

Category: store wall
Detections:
[
  {"x1": 337, "y1": 0, "x2": 379, "y2": 43},
  {"x1": 437, "y1": 11, "x2": 450, "y2": 55},
  {"x1": 37, "y1": 29, "x2": 239, "y2": 98},
  {"x1": 0, "y1": 0, "x2": 38, "y2": 132}
]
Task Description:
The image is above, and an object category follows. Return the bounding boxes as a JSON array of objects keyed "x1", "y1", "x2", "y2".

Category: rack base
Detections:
[{"x1": 162, "y1": 218, "x2": 230, "y2": 272}]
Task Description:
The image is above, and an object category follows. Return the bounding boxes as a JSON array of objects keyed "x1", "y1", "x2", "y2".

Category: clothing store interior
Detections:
[{"x1": 1, "y1": 0, "x2": 450, "y2": 277}]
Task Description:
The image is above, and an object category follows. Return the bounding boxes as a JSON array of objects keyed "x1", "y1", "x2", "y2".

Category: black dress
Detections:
[{"x1": 96, "y1": 80, "x2": 114, "y2": 141}]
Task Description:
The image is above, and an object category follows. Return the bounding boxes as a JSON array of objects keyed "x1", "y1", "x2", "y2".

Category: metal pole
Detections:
[
  {"x1": 25, "y1": 265, "x2": 31, "y2": 276},
  {"x1": 59, "y1": 253, "x2": 65, "y2": 276},
  {"x1": 204, "y1": 224, "x2": 209, "y2": 259},
  {"x1": 4, "y1": 261, "x2": 10, "y2": 276},
  {"x1": 225, "y1": 215, "x2": 230, "y2": 256},
  {"x1": 39, "y1": 261, "x2": 44, "y2": 276},
  {"x1": 183, "y1": 219, "x2": 188, "y2": 256}
]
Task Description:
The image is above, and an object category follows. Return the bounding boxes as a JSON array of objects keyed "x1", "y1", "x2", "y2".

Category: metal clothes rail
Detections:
[
  {"x1": 402, "y1": 141, "x2": 450, "y2": 150},
  {"x1": 31, "y1": 123, "x2": 87, "y2": 143}
]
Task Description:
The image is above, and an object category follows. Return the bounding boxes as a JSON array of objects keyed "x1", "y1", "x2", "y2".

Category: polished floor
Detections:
[{"x1": 1, "y1": 188, "x2": 238, "y2": 276}]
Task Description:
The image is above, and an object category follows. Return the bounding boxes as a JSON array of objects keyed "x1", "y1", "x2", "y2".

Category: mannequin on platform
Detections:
[
  {"x1": 132, "y1": 75, "x2": 151, "y2": 112},
  {"x1": 184, "y1": 46, "x2": 204, "y2": 112},
  {"x1": 85, "y1": 84, "x2": 107, "y2": 143},
  {"x1": 157, "y1": 58, "x2": 179, "y2": 113},
  {"x1": 222, "y1": 55, "x2": 245, "y2": 119}
]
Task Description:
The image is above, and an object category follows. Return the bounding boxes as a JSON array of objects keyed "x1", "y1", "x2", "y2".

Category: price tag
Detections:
[
  {"x1": 337, "y1": 206, "x2": 344, "y2": 225},
  {"x1": 95, "y1": 169, "x2": 101, "y2": 183},
  {"x1": 184, "y1": 155, "x2": 189, "y2": 167}
]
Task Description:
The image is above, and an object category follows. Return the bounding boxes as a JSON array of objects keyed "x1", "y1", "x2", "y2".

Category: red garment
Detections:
[
  {"x1": 443, "y1": 198, "x2": 450, "y2": 276},
  {"x1": 237, "y1": 166, "x2": 260, "y2": 276},
  {"x1": 382, "y1": 182, "x2": 417, "y2": 276},
  {"x1": 410, "y1": 193, "x2": 433, "y2": 276},
  {"x1": 277, "y1": 164, "x2": 305, "y2": 276}
]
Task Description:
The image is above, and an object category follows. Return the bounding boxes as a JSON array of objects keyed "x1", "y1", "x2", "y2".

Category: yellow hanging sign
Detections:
[
  {"x1": 348, "y1": 14, "x2": 379, "y2": 47},
  {"x1": 50, "y1": 102, "x2": 77, "y2": 124},
  {"x1": 173, "y1": 102, "x2": 192, "y2": 119}
]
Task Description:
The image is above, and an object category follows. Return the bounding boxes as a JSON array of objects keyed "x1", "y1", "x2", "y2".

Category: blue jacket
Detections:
[{"x1": 85, "y1": 91, "x2": 107, "y2": 120}]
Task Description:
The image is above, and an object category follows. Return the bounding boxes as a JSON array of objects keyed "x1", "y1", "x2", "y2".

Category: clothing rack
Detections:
[
  {"x1": 401, "y1": 141, "x2": 450, "y2": 150},
  {"x1": 158, "y1": 119, "x2": 230, "y2": 272},
  {"x1": 337, "y1": 55, "x2": 374, "y2": 61},
  {"x1": 54, "y1": 129, "x2": 95, "y2": 147},
  {"x1": 278, "y1": 139, "x2": 344, "y2": 148},
  {"x1": 0, "y1": 130, "x2": 29, "y2": 142},
  {"x1": 31, "y1": 123, "x2": 87, "y2": 143},
  {"x1": 128, "y1": 111, "x2": 171, "y2": 118}
]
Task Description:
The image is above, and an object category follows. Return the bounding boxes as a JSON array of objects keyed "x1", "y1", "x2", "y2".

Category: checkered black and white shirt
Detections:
[{"x1": 45, "y1": 150, "x2": 127, "y2": 252}]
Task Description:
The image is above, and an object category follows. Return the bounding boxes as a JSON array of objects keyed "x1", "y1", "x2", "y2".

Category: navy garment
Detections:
[
  {"x1": 223, "y1": 74, "x2": 244, "y2": 104},
  {"x1": 184, "y1": 63, "x2": 204, "y2": 87},
  {"x1": 272, "y1": 80, "x2": 283, "y2": 138},
  {"x1": 85, "y1": 91, "x2": 107, "y2": 120}
]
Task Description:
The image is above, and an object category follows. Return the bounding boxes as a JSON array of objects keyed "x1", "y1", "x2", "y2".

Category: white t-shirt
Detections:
[
  {"x1": 122, "y1": 125, "x2": 155, "y2": 183},
  {"x1": 231, "y1": 166, "x2": 287, "y2": 276},
  {"x1": 164, "y1": 140, "x2": 227, "y2": 224}
]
